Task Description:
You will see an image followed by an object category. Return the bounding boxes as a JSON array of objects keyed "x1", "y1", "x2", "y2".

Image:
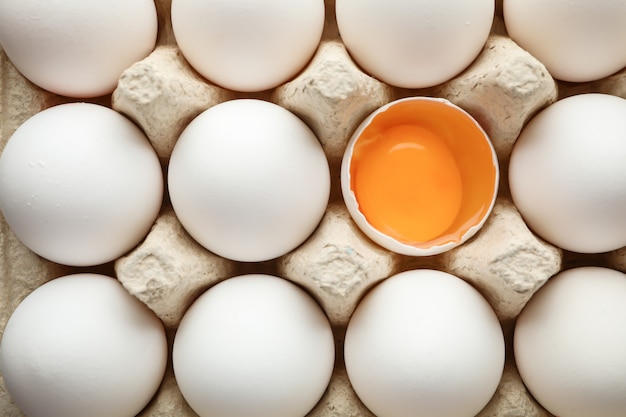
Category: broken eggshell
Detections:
[{"x1": 340, "y1": 96, "x2": 499, "y2": 256}]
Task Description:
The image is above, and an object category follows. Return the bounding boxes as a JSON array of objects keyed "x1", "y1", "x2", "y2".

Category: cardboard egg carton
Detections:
[{"x1": 2, "y1": 1, "x2": 626, "y2": 416}]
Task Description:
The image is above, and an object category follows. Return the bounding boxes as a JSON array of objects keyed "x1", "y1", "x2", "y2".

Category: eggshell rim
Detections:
[{"x1": 340, "y1": 96, "x2": 499, "y2": 256}]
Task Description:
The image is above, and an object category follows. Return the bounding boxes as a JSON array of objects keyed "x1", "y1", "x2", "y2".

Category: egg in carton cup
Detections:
[{"x1": 2, "y1": 1, "x2": 626, "y2": 417}]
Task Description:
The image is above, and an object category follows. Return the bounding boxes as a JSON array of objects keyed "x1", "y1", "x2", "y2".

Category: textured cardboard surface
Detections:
[{"x1": 1, "y1": 1, "x2": 625, "y2": 416}]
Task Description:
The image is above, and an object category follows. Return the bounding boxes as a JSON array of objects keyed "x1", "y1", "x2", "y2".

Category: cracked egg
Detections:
[{"x1": 341, "y1": 97, "x2": 499, "y2": 256}]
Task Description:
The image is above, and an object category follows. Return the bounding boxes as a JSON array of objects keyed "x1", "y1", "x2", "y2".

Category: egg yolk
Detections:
[{"x1": 351, "y1": 124, "x2": 463, "y2": 243}]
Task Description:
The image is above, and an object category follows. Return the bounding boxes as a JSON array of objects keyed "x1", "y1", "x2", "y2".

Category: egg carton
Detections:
[{"x1": 2, "y1": 1, "x2": 626, "y2": 416}]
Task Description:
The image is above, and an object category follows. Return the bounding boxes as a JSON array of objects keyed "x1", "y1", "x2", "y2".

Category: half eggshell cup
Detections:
[{"x1": 341, "y1": 97, "x2": 499, "y2": 256}]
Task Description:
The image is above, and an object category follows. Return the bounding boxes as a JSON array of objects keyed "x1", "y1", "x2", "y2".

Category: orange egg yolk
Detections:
[{"x1": 351, "y1": 124, "x2": 463, "y2": 244}]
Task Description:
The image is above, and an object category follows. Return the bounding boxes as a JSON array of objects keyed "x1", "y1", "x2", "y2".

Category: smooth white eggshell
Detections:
[
  {"x1": 173, "y1": 274, "x2": 335, "y2": 417},
  {"x1": 509, "y1": 93, "x2": 626, "y2": 254},
  {"x1": 515, "y1": 267, "x2": 626, "y2": 417},
  {"x1": 0, "y1": 103, "x2": 163, "y2": 266},
  {"x1": 504, "y1": 0, "x2": 626, "y2": 82},
  {"x1": 171, "y1": 0, "x2": 324, "y2": 92},
  {"x1": 168, "y1": 99, "x2": 330, "y2": 262},
  {"x1": 344, "y1": 269, "x2": 505, "y2": 417},
  {"x1": 0, "y1": 0, "x2": 157, "y2": 97},
  {"x1": 336, "y1": 0, "x2": 494, "y2": 88},
  {"x1": 0, "y1": 274, "x2": 168, "y2": 417}
]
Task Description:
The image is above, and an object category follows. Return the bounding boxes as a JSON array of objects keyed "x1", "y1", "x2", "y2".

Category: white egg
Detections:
[
  {"x1": 336, "y1": 0, "x2": 494, "y2": 88},
  {"x1": 0, "y1": 0, "x2": 157, "y2": 97},
  {"x1": 0, "y1": 103, "x2": 163, "y2": 267},
  {"x1": 509, "y1": 93, "x2": 626, "y2": 254},
  {"x1": 168, "y1": 99, "x2": 330, "y2": 262},
  {"x1": 171, "y1": 0, "x2": 324, "y2": 92},
  {"x1": 0, "y1": 273, "x2": 168, "y2": 417},
  {"x1": 515, "y1": 267, "x2": 626, "y2": 417},
  {"x1": 504, "y1": 0, "x2": 626, "y2": 82},
  {"x1": 173, "y1": 274, "x2": 335, "y2": 417},
  {"x1": 341, "y1": 97, "x2": 499, "y2": 256},
  {"x1": 344, "y1": 269, "x2": 505, "y2": 417}
]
